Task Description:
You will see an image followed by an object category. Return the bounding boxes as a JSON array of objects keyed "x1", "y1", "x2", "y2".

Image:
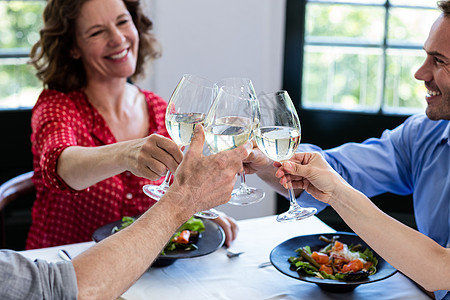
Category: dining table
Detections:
[{"x1": 20, "y1": 215, "x2": 430, "y2": 299}]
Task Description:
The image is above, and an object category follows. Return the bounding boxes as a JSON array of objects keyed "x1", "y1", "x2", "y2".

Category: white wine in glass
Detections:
[
  {"x1": 255, "y1": 126, "x2": 301, "y2": 162},
  {"x1": 205, "y1": 116, "x2": 253, "y2": 153},
  {"x1": 165, "y1": 112, "x2": 206, "y2": 146},
  {"x1": 143, "y1": 74, "x2": 219, "y2": 219},
  {"x1": 214, "y1": 78, "x2": 265, "y2": 206},
  {"x1": 255, "y1": 91, "x2": 317, "y2": 222},
  {"x1": 204, "y1": 86, "x2": 259, "y2": 206}
]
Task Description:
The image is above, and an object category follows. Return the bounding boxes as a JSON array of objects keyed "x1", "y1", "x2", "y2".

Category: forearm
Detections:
[
  {"x1": 330, "y1": 186, "x2": 450, "y2": 291},
  {"x1": 71, "y1": 125, "x2": 251, "y2": 299},
  {"x1": 72, "y1": 196, "x2": 188, "y2": 300},
  {"x1": 57, "y1": 142, "x2": 131, "y2": 190}
]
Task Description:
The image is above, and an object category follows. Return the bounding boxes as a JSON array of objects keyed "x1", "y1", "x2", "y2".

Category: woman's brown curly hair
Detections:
[{"x1": 29, "y1": 0, "x2": 161, "y2": 93}]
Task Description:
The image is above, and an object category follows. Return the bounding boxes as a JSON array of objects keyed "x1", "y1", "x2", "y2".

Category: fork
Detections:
[
  {"x1": 258, "y1": 261, "x2": 272, "y2": 268},
  {"x1": 226, "y1": 249, "x2": 245, "y2": 258}
]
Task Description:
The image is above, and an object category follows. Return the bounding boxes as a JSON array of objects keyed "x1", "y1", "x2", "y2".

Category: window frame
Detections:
[{"x1": 283, "y1": 0, "x2": 436, "y2": 116}]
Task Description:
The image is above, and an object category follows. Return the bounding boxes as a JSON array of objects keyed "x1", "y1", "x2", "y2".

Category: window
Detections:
[
  {"x1": 284, "y1": 0, "x2": 440, "y2": 115},
  {"x1": 0, "y1": 1, "x2": 45, "y2": 110}
]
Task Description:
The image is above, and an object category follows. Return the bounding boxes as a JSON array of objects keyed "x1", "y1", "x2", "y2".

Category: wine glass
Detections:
[
  {"x1": 255, "y1": 91, "x2": 317, "y2": 222},
  {"x1": 204, "y1": 86, "x2": 259, "y2": 207},
  {"x1": 215, "y1": 78, "x2": 265, "y2": 206},
  {"x1": 142, "y1": 74, "x2": 219, "y2": 218}
]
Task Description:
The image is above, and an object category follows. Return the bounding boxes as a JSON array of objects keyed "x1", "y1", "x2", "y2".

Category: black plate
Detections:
[
  {"x1": 270, "y1": 232, "x2": 397, "y2": 293},
  {"x1": 92, "y1": 217, "x2": 225, "y2": 267}
]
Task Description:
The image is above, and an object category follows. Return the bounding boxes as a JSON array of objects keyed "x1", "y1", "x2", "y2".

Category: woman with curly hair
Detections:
[{"x1": 27, "y1": 0, "x2": 238, "y2": 249}]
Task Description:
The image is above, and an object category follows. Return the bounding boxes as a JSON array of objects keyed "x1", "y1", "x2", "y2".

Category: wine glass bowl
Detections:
[
  {"x1": 204, "y1": 86, "x2": 254, "y2": 153},
  {"x1": 256, "y1": 91, "x2": 317, "y2": 222},
  {"x1": 213, "y1": 78, "x2": 265, "y2": 206},
  {"x1": 165, "y1": 112, "x2": 206, "y2": 146},
  {"x1": 203, "y1": 85, "x2": 265, "y2": 205},
  {"x1": 205, "y1": 115, "x2": 253, "y2": 153},
  {"x1": 255, "y1": 126, "x2": 301, "y2": 162},
  {"x1": 165, "y1": 74, "x2": 216, "y2": 146},
  {"x1": 143, "y1": 75, "x2": 219, "y2": 219}
]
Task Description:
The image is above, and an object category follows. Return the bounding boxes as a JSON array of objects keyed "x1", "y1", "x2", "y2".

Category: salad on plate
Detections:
[
  {"x1": 112, "y1": 216, "x2": 206, "y2": 255},
  {"x1": 288, "y1": 235, "x2": 378, "y2": 281}
]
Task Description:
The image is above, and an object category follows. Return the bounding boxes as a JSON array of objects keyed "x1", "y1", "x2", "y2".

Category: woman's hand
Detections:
[
  {"x1": 212, "y1": 211, "x2": 239, "y2": 247},
  {"x1": 129, "y1": 134, "x2": 183, "y2": 180},
  {"x1": 274, "y1": 152, "x2": 349, "y2": 204},
  {"x1": 57, "y1": 135, "x2": 183, "y2": 190}
]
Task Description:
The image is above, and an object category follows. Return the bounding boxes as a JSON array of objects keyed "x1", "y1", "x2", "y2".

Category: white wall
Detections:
[{"x1": 138, "y1": 0, "x2": 286, "y2": 220}]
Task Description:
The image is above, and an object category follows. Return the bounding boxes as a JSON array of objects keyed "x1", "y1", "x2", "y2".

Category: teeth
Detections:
[
  {"x1": 427, "y1": 89, "x2": 441, "y2": 96},
  {"x1": 109, "y1": 49, "x2": 127, "y2": 59}
]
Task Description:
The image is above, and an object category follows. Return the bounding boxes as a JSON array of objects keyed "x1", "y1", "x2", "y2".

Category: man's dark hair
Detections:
[{"x1": 438, "y1": 0, "x2": 450, "y2": 16}]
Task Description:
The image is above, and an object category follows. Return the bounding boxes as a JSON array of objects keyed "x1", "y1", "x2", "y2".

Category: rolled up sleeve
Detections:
[{"x1": 0, "y1": 250, "x2": 78, "y2": 300}]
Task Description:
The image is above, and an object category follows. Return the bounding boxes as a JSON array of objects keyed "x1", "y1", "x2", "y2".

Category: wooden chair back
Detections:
[{"x1": 0, "y1": 171, "x2": 35, "y2": 249}]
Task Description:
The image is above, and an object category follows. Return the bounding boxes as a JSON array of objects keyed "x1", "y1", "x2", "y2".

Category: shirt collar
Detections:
[{"x1": 442, "y1": 121, "x2": 450, "y2": 146}]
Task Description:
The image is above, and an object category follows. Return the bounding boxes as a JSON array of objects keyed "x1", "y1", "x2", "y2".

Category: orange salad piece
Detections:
[
  {"x1": 333, "y1": 241, "x2": 344, "y2": 251},
  {"x1": 342, "y1": 259, "x2": 364, "y2": 273},
  {"x1": 172, "y1": 230, "x2": 191, "y2": 244},
  {"x1": 312, "y1": 251, "x2": 329, "y2": 265},
  {"x1": 319, "y1": 265, "x2": 333, "y2": 275}
]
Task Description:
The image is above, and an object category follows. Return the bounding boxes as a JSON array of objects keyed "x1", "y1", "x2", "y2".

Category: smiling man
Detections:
[
  {"x1": 245, "y1": 1, "x2": 450, "y2": 299},
  {"x1": 415, "y1": 10, "x2": 450, "y2": 121}
]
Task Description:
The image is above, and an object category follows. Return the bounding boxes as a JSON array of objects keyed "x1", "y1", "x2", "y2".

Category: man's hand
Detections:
[
  {"x1": 164, "y1": 125, "x2": 252, "y2": 217},
  {"x1": 242, "y1": 140, "x2": 273, "y2": 175}
]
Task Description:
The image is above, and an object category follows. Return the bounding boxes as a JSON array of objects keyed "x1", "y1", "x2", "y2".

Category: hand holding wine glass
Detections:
[
  {"x1": 204, "y1": 86, "x2": 258, "y2": 206},
  {"x1": 255, "y1": 91, "x2": 317, "y2": 222},
  {"x1": 214, "y1": 78, "x2": 265, "y2": 205},
  {"x1": 143, "y1": 74, "x2": 217, "y2": 211}
]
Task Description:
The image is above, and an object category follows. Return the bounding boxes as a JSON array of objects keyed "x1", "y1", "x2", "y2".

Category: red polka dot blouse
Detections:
[{"x1": 26, "y1": 88, "x2": 168, "y2": 249}]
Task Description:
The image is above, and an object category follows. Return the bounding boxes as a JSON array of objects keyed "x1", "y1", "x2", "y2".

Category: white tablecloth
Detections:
[{"x1": 20, "y1": 215, "x2": 429, "y2": 299}]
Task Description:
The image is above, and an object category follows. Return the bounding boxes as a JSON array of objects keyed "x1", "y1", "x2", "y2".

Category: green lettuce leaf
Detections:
[{"x1": 177, "y1": 216, "x2": 206, "y2": 232}]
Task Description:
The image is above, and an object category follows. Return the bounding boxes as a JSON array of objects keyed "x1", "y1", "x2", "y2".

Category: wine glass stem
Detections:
[
  {"x1": 239, "y1": 172, "x2": 247, "y2": 188},
  {"x1": 161, "y1": 170, "x2": 172, "y2": 189},
  {"x1": 287, "y1": 180, "x2": 300, "y2": 209}
]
